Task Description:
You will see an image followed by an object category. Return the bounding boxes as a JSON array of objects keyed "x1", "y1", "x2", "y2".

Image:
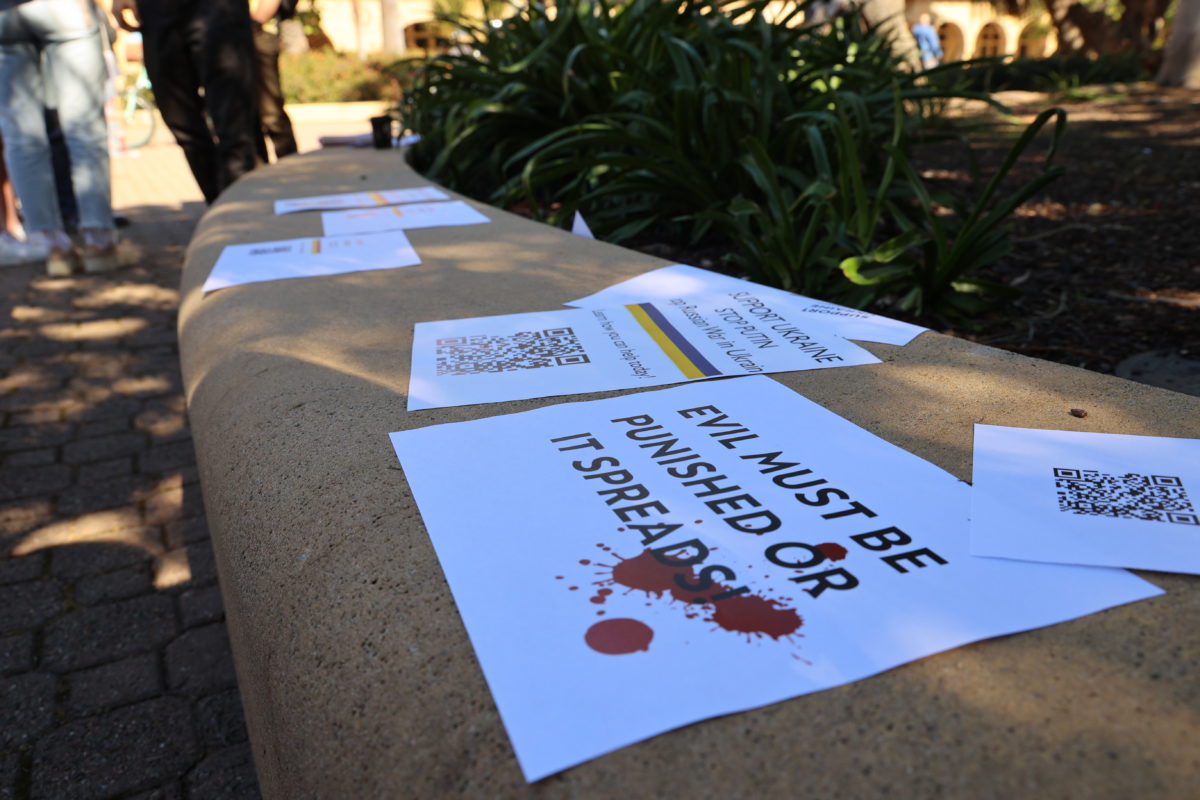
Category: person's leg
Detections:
[
  {"x1": 253, "y1": 23, "x2": 297, "y2": 159},
  {"x1": 141, "y1": 18, "x2": 221, "y2": 202},
  {"x1": 0, "y1": 134, "x2": 23, "y2": 236},
  {"x1": 0, "y1": 131, "x2": 51, "y2": 266},
  {"x1": 0, "y1": 35, "x2": 65, "y2": 236},
  {"x1": 195, "y1": 0, "x2": 260, "y2": 194}
]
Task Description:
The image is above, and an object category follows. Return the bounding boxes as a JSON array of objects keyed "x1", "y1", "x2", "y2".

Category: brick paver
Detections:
[{"x1": 1, "y1": 131, "x2": 259, "y2": 799}]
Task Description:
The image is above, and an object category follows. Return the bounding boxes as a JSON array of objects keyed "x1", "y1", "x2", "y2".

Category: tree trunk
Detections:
[
  {"x1": 379, "y1": 0, "x2": 406, "y2": 54},
  {"x1": 351, "y1": 0, "x2": 369, "y2": 61},
  {"x1": 858, "y1": 0, "x2": 917, "y2": 61},
  {"x1": 1159, "y1": 0, "x2": 1200, "y2": 86}
]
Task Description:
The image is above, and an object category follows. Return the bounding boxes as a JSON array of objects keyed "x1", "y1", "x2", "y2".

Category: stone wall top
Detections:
[{"x1": 178, "y1": 148, "x2": 1200, "y2": 798}]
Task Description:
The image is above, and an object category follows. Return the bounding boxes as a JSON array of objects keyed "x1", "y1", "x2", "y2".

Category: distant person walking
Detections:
[
  {"x1": 0, "y1": 0, "x2": 121, "y2": 275},
  {"x1": 250, "y1": 0, "x2": 297, "y2": 161},
  {"x1": 111, "y1": 0, "x2": 261, "y2": 204},
  {"x1": 912, "y1": 14, "x2": 943, "y2": 70}
]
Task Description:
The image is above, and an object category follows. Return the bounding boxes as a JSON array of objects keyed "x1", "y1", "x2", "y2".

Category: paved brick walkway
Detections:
[{"x1": 0, "y1": 120, "x2": 345, "y2": 799}]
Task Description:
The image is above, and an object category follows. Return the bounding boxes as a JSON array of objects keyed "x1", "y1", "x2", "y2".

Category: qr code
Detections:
[
  {"x1": 1054, "y1": 467, "x2": 1199, "y2": 525},
  {"x1": 435, "y1": 327, "x2": 591, "y2": 376}
]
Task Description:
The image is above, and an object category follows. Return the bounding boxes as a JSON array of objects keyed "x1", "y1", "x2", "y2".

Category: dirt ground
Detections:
[{"x1": 914, "y1": 84, "x2": 1199, "y2": 375}]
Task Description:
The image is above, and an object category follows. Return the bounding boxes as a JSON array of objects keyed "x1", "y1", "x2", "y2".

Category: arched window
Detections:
[
  {"x1": 937, "y1": 22, "x2": 964, "y2": 63},
  {"x1": 974, "y1": 23, "x2": 1006, "y2": 58},
  {"x1": 405, "y1": 22, "x2": 447, "y2": 55},
  {"x1": 1017, "y1": 24, "x2": 1048, "y2": 58}
]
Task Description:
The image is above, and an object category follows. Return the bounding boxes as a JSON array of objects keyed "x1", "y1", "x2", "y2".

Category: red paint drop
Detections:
[
  {"x1": 555, "y1": 575, "x2": 564, "y2": 580},
  {"x1": 816, "y1": 542, "x2": 848, "y2": 561},
  {"x1": 579, "y1": 559, "x2": 591, "y2": 565},
  {"x1": 585, "y1": 618, "x2": 654, "y2": 654},
  {"x1": 610, "y1": 549, "x2": 707, "y2": 603},
  {"x1": 707, "y1": 594, "x2": 803, "y2": 639},
  {"x1": 568, "y1": 586, "x2": 579, "y2": 591},
  {"x1": 694, "y1": 519, "x2": 703, "y2": 524}
]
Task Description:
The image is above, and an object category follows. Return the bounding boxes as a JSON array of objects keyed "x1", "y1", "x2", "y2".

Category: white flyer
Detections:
[
  {"x1": 202, "y1": 230, "x2": 421, "y2": 294},
  {"x1": 407, "y1": 292, "x2": 880, "y2": 410},
  {"x1": 971, "y1": 424, "x2": 1200, "y2": 574},
  {"x1": 321, "y1": 200, "x2": 489, "y2": 236},
  {"x1": 389, "y1": 377, "x2": 1161, "y2": 782},
  {"x1": 273, "y1": 186, "x2": 450, "y2": 214},
  {"x1": 566, "y1": 264, "x2": 928, "y2": 346}
]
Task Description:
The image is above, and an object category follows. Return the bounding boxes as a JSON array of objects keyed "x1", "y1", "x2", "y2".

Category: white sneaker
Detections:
[{"x1": 0, "y1": 232, "x2": 47, "y2": 267}]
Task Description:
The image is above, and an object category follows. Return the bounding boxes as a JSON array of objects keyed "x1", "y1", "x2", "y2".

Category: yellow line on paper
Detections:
[{"x1": 625, "y1": 304, "x2": 704, "y2": 379}]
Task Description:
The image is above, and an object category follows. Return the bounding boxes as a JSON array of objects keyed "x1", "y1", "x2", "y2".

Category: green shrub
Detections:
[
  {"x1": 281, "y1": 50, "x2": 420, "y2": 104},
  {"x1": 398, "y1": 0, "x2": 1064, "y2": 321},
  {"x1": 956, "y1": 51, "x2": 1149, "y2": 94}
]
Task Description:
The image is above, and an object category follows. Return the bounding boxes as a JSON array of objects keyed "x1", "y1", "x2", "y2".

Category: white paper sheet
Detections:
[
  {"x1": 389, "y1": 377, "x2": 1161, "y2": 782},
  {"x1": 273, "y1": 186, "x2": 450, "y2": 214},
  {"x1": 571, "y1": 211, "x2": 595, "y2": 239},
  {"x1": 407, "y1": 292, "x2": 880, "y2": 410},
  {"x1": 321, "y1": 200, "x2": 490, "y2": 235},
  {"x1": 971, "y1": 424, "x2": 1200, "y2": 573},
  {"x1": 566, "y1": 264, "x2": 928, "y2": 346},
  {"x1": 201, "y1": 230, "x2": 421, "y2": 294}
]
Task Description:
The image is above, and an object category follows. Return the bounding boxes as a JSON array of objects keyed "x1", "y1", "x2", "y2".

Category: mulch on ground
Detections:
[{"x1": 922, "y1": 85, "x2": 1199, "y2": 375}]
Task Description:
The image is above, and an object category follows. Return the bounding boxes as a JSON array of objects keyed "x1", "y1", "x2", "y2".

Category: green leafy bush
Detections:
[
  {"x1": 281, "y1": 50, "x2": 420, "y2": 104},
  {"x1": 398, "y1": 0, "x2": 1065, "y2": 321},
  {"x1": 957, "y1": 51, "x2": 1149, "y2": 94}
]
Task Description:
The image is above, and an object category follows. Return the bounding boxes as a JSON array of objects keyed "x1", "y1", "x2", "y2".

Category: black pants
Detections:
[
  {"x1": 139, "y1": 0, "x2": 260, "y2": 204},
  {"x1": 252, "y1": 23, "x2": 297, "y2": 161}
]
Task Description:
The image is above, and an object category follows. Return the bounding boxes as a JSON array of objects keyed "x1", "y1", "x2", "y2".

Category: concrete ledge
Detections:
[
  {"x1": 284, "y1": 100, "x2": 393, "y2": 123},
  {"x1": 178, "y1": 150, "x2": 1200, "y2": 798}
]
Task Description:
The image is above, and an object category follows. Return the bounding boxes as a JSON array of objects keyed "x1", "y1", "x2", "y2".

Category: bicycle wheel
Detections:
[{"x1": 120, "y1": 94, "x2": 156, "y2": 150}]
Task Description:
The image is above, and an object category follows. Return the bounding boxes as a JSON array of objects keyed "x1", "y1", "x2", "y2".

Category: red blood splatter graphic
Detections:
[
  {"x1": 816, "y1": 542, "x2": 848, "y2": 562},
  {"x1": 706, "y1": 594, "x2": 802, "y2": 639},
  {"x1": 590, "y1": 588, "x2": 614, "y2": 604},
  {"x1": 610, "y1": 549, "x2": 702, "y2": 602},
  {"x1": 568, "y1": 586, "x2": 579, "y2": 591},
  {"x1": 579, "y1": 559, "x2": 591, "y2": 565},
  {"x1": 590, "y1": 548, "x2": 804, "y2": 641},
  {"x1": 585, "y1": 618, "x2": 654, "y2": 654}
]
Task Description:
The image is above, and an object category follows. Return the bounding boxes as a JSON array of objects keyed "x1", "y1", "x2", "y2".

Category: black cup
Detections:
[{"x1": 370, "y1": 115, "x2": 394, "y2": 149}]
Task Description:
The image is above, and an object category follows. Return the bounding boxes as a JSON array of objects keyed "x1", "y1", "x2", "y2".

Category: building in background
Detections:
[
  {"x1": 247, "y1": 1, "x2": 1058, "y2": 62},
  {"x1": 911, "y1": 0, "x2": 1056, "y2": 62}
]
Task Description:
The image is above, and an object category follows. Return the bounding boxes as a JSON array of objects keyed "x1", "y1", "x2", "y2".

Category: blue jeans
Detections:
[{"x1": 0, "y1": 0, "x2": 113, "y2": 233}]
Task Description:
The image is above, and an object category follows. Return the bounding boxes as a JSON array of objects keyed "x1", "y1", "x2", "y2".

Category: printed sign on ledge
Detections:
[
  {"x1": 566, "y1": 263, "x2": 928, "y2": 346},
  {"x1": 202, "y1": 230, "x2": 421, "y2": 294},
  {"x1": 406, "y1": 291, "x2": 880, "y2": 410},
  {"x1": 321, "y1": 200, "x2": 489, "y2": 235},
  {"x1": 389, "y1": 377, "x2": 1160, "y2": 781},
  {"x1": 971, "y1": 424, "x2": 1200, "y2": 574},
  {"x1": 273, "y1": 185, "x2": 450, "y2": 215}
]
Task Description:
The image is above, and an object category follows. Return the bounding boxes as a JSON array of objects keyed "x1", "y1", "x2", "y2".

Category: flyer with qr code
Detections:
[
  {"x1": 565, "y1": 264, "x2": 928, "y2": 347},
  {"x1": 389, "y1": 377, "x2": 1160, "y2": 781},
  {"x1": 406, "y1": 292, "x2": 881, "y2": 410},
  {"x1": 273, "y1": 185, "x2": 450, "y2": 215},
  {"x1": 971, "y1": 425, "x2": 1200, "y2": 574},
  {"x1": 321, "y1": 200, "x2": 489, "y2": 236},
  {"x1": 202, "y1": 230, "x2": 421, "y2": 294}
]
